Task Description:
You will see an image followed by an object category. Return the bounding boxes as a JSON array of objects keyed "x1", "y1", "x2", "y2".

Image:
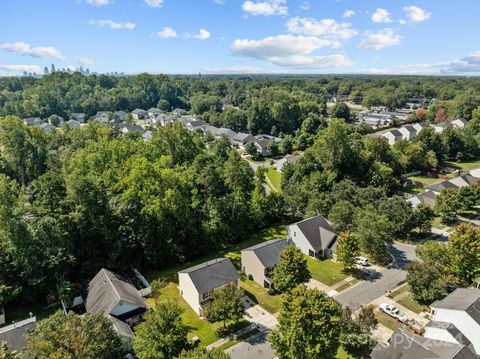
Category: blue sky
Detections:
[{"x1": 1, "y1": 0, "x2": 480, "y2": 75}]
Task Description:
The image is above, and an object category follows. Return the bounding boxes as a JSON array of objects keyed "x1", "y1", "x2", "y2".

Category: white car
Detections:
[
  {"x1": 355, "y1": 256, "x2": 369, "y2": 266},
  {"x1": 379, "y1": 303, "x2": 407, "y2": 323}
]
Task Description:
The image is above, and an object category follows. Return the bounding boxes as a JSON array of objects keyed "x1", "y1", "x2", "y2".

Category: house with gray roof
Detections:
[
  {"x1": 113, "y1": 111, "x2": 128, "y2": 122},
  {"x1": 70, "y1": 113, "x2": 86, "y2": 123},
  {"x1": 287, "y1": 215, "x2": 338, "y2": 259},
  {"x1": 382, "y1": 129, "x2": 403, "y2": 145},
  {"x1": 371, "y1": 328, "x2": 476, "y2": 359},
  {"x1": 424, "y1": 321, "x2": 476, "y2": 355},
  {"x1": 254, "y1": 138, "x2": 272, "y2": 157},
  {"x1": 23, "y1": 117, "x2": 42, "y2": 126},
  {"x1": 66, "y1": 119, "x2": 81, "y2": 129},
  {"x1": 426, "y1": 180, "x2": 459, "y2": 193},
  {"x1": 430, "y1": 288, "x2": 480, "y2": 354},
  {"x1": 399, "y1": 125, "x2": 417, "y2": 141},
  {"x1": 231, "y1": 132, "x2": 255, "y2": 148},
  {"x1": 119, "y1": 124, "x2": 145, "y2": 135},
  {"x1": 407, "y1": 190, "x2": 437, "y2": 208},
  {"x1": 185, "y1": 120, "x2": 206, "y2": 132},
  {"x1": 131, "y1": 109, "x2": 147, "y2": 120},
  {"x1": 216, "y1": 128, "x2": 237, "y2": 140},
  {"x1": 95, "y1": 111, "x2": 109, "y2": 123},
  {"x1": 241, "y1": 239, "x2": 287, "y2": 289},
  {"x1": 178, "y1": 258, "x2": 239, "y2": 316},
  {"x1": 201, "y1": 124, "x2": 220, "y2": 137},
  {"x1": 147, "y1": 108, "x2": 162, "y2": 118},
  {"x1": 173, "y1": 108, "x2": 187, "y2": 116},
  {"x1": 83, "y1": 268, "x2": 148, "y2": 342},
  {"x1": 39, "y1": 122, "x2": 55, "y2": 133},
  {"x1": 0, "y1": 316, "x2": 36, "y2": 354}
]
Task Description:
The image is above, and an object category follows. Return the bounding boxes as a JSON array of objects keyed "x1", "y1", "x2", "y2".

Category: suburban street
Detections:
[
  {"x1": 226, "y1": 331, "x2": 277, "y2": 359},
  {"x1": 334, "y1": 242, "x2": 417, "y2": 309}
]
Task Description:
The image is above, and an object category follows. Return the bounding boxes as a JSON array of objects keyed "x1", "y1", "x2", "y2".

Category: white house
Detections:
[
  {"x1": 178, "y1": 258, "x2": 239, "y2": 316},
  {"x1": 429, "y1": 288, "x2": 480, "y2": 354},
  {"x1": 287, "y1": 215, "x2": 338, "y2": 259},
  {"x1": 399, "y1": 125, "x2": 417, "y2": 141},
  {"x1": 231, "y1": 133, "x2": 255, "y2": 148},
  {"x1": 452, "y1": 118, "x2": 468, "y2": 129},
  {"x1": 382, "y1": 129, "x2": 403, "y2": 145},
  {"x1": 432, "y1": 123, "x2": 446, "y2": 134},
  {"x1": 411, "y1": 122, "x2": 427, "y2": 134}
]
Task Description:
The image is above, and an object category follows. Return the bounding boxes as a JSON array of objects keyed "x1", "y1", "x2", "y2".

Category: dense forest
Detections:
[{"x1": 1, "y1": 73, "x2": 480, "y2": 307}]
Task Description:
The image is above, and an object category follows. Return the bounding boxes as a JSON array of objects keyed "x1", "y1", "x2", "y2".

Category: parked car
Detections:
[
  {"x1": 355, "y1": 256, "x2": 369, "y2": 266},
  {"x1": 379, "y1": 303, "x2": 407, "y2": 323}
]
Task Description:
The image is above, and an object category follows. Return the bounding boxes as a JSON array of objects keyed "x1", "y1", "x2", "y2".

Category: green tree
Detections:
[
  {"x1": 448, "y1": 223, "x2": 480, "y2": 284},
  {"x1": 328, "y1": 200, "x2": 355, "y2": 233},
  {"x1": 272, "y1": 246, "x2": 311, "y2": 293},
  {"x1": 330, "y1": 102, "x2": 351, "y2": 122},
  {"x1": 336, "y1": 232, "x2": 360, "y2": 273},
  {"x1": 203, "y1": 283, "x2": 245, "y2": 328},
  {"x1": 434, "y1": 189, "x2": 461, "y2": 224},
  {"x1": 133, "y1": 300, "x2": 189, "y2": 359},
  {"x1": 26, "y1": 311, "x2": 124, "y2": 359},
  {"x1": 354, "y1": 207, "x2": 391, "y2": 263},
  {"x1": 0, "y1": 343, "x2": 20, "y2": 359},
  {"x1": 245, "y1": 141, "x2": 258, "y2": 158},
  {"x1": 340, "y1": 306, "x2": 377, "y2": 359},
  {"x1": 413, "y1": 204, "x2": 435, "y2": 235},
  {"x1": 407, "y1": 260, "x2": 447, "y2": 303},
  {"x1": 270, "y1": 285, "x2": 343, "y2": 359},
  {"x1": 176, "y1": 347, "x2": 230, "y2": 359}
]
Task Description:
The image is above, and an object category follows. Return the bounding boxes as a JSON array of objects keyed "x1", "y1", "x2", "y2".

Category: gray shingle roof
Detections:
[
  {"x1": 0, "y1": 317, "x2": 36, "y2": 353},
  {"x1": 84, "y1": 268, "x2": 147, "y2": 316},
  {"x1": 432, "y1": 288, "x2": 480, "y2": 326},
  {"x1": 179, "y1": 258, "x2": 239, "y2": 294},
  {"x1": 294, "y1": 215, "x2": 337, "y2": 252},
  {"x1": 389, "y1": 129, "x2": 402, "y2": 137},
  {"x1": 417, "y1": 190, "x2": 437, "y2": 207},
  {"x1": 232, "y1": 133, "x2": 253, "y2": 142},
  {"x1": 426, "y1": 321, "x2": 471, "y2": 348},
  {"x1": 242, "y1": 239, "x2": 287, "y2": 269},
  {"x1": 217, "y1": 128, "x2": 237, "y2": 138},
  {"x1": 371, "y1": 328, "x2": 476, "y2": 359},
  {"x1": 426, "y1": 180, "x2": 459, "y2": 192}
]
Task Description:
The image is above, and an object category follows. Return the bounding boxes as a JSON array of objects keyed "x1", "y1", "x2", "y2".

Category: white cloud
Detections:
[
  {"x1": 0, "y1": 64, "x2": 42, "y2": 74},
  {"x1": 343, "y1": 10, "x2": 355, "y2": 19},
  {"x1": 300, "y1": 2, "x2": 309, "y2": 10},
  {"x1": 190, "y1": 29, "x2": 211, "y2": 40},
  {"x1": 154, "y1": 27, "x2": 177, "y2": 39},
  {"x1": 79, "y1": 57, "x2": 94, "y2": 66},
  {"x1": 371, "y1": 8, "x2": 392, "y2": 23},
  {"x1": 89, "y1": 19, "x2": 136, "y2": 30},
  {"x1": 242, "y1": 0, "x2": 287, "y2": 16},
  {"x1": 0, "y1": 41, "x2": 65, "y2": 61},
  {"x1": 358, "y1": 28, "x2": 400, "y2": 50},
  {"x1": 86, "y1": 0, "x2": 110, "y2": 6},
  {"x1": 286, "y1": 17, "x2": 358, "y2": 42},
  {"x1": 403, "y1": 6, "x2": 431, "y2": 22},
  {"x1": 231, "y1": 34, "x2": 352, "y2": 69},
  {"x1": 144, "y1": 0, "x2": 164, "y2": 8}
]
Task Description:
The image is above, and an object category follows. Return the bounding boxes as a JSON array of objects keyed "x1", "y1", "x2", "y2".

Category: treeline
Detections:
[
  {"x1": 0, "y1": 116, "x2": 284, "y2": 306},
  {"x1": 1, "y1": 73, "x2": 480, "y2": 135}
]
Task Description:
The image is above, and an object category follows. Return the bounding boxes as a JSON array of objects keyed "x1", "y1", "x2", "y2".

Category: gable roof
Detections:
[
  {"x1": 255, "y1": 138, "x2": 271, "y2": 151},
  {"x1": 371, "y1": 328, "x2": 476, "y2": 359},
  {"x1": 432, "y1": 288, "x2": 480, "y2": 313},
  {"x1": 232, "y1": 132, "x2": 253, "y2": 142},
  {"x1": 179, "y1": 258, "x2": 239, "y2": 294},
  {"x1": 417, "y1": 190, "x2": 437, "y2": 207},
  {"x1": 426, "y1": 180, "x2": 459, "y2": 192},
  {"x1": 217, "y1": 128, "x2": 237, "y2": 138},
  {"x1": 460, "y1": 173, "x2": 480, "y2": 186},
  {"x1": 0, "y1": 317, "x2": 36, "y2": 353},
  {"x1": 292, "y1": 215, "x2": 337, "y2": 252},
  {"x1": 84, "y1": 268, "x2": 147, "y2": 317},
  {"x1": 242, "y1": 239, "x2": 287, "y2": 269},
  {"x1": 386, "y1": 129, "x2": 402, "y2": 138},
  {"x1": 426, "y1": 321, "x2": 472, "y2": 348},
  {"x1": 132, "y1": 108, "x2": 147, "y2": 114},
  {"x1": 401, "y1": 125, "x2": 417, "y2": 134}
]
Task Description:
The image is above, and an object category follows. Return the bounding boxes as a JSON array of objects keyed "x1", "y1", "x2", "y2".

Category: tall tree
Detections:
[
  {"x1": 270, "y1": 285, "x2": 343, "y2": 359},
  {"x1": 203, "y1": 283, "x2": 245, "y2": 329},
  {"x1": 272, "y1": 246, "x2": 311, "y2": 293},
  {"x1": 336, "y1": 232, "x2": 360, "y2": 273},
  {"x1": 448, "y1": 223, "x2": 480, "y2": 284}
]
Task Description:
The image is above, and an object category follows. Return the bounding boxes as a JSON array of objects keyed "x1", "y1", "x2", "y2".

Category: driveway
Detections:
[
  {"x1": 242, "y1": 297, "x2": 277, "y2": 332},
  {"x1": 226, "y1": 331, "x2": 277, "y2": 359},
  {"x1": 334, "y1": 242, "x2": 416, "y2": 310}
]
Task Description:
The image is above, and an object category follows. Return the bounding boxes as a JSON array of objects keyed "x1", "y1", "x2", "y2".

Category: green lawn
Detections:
[
  {"x1": 3, "y1": 302, "x2": 62, "y2": 325},
  {"x1": 266, "y1": 167, "x2": 282, "y2": 192},
  {"x1": 388, "y1": 284, "x2": 409, "y2": 299},
  {"x1": 408, "y1": 175, "x2": 441, "y2": 185},
  {"x1": 397, "y1": 293, "x2": 430, "y2": 314},
  {"x1": 306, "y1": 257, "x2": 348, "y2": 286},
  {"x1": 401, "y1": 184, "x2": 425, "y2": 195},
  {"x1": 432, "y1": 217, "x2": 448, "y2": 230},
  {"x1": 444, "y1": 160, "x2": 480, "y2": 171},
  {"x1": 241, "y1": 279, "x2": 283, "y2": 314},
  {"x1": 336, "y1": 346, "x2": 358, "y2": 359},
  {"x1": 152, "y1": 283, "x2": 249, "y2": 347},
  {"x1": 375, "y1": 311, "x2": 408, "y2": 332}
]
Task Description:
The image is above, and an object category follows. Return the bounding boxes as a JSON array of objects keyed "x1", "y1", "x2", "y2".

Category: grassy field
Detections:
[
  {"x1": 408, "y1": 175, "x2": 442, "y2": 185},
  {"x1": 266, "y1": 167, "x2": 282, "y2": 192},
  {"x1": 397, "y1": 293, "x2": 430, "y2": 314},
  {"x1": 444, "y1": 160, "x2": 480, "y2": 171},
  {"x1": 241, "y1": 279, "x2": 283, "y2": 314},
  {"x1": 151, "y1": 283, "x2": 249, "y2": 347},
  {"x1": 306, "y1": 257, "x2": 348, "y2": 286}
]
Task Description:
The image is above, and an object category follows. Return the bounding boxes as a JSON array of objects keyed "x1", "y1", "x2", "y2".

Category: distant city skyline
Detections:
[{"x1": 1, "y1": 0, "x2": 480, "y2": 76}]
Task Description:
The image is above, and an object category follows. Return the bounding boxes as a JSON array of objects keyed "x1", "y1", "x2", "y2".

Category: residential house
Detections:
[
  {"x1": 83, "y1": 269, "x2": 149, "y2": 344},
  {"x1": 411, "y1": 122, "x2": 427, "y2": 133},
  {"x1": 241, "y1": 239, "x2": 287, "y2": 289},
  {"x1": 407, "y1": 190, "x2": 437, "y2": 208},
  {"x1": 173, "y1": 108, "x2": 187, "y2": 116},
  {"x1": 370, "y1": 328, "x2": 476, "y2": 359},
  {"x1": 362, "y1": 113, "x2": 390, "y2": 126},
  {"x1": 399, "y1": 125, "x2": 417, "y2": 141},
  {"x1": 95, "y1": 111, "x2": 109, "y2": 123},
  {"x1": 254, "y1": 139, "x2": 272, "y2": 157},
  {"x1": 430, "y1": 288, "x2": 480, "y2": 354},
  {"x1": 70, "y1": 113, "x2": 86, "y2": 123},
  {"x1": 178, "y1": 258, "x2": 239, "y2": 316},
  {"x1": 452, "y1": 118, "x2": 468, "y2": 130},
  {"x1": 383, "y1": 111, "x2": 409, "y2": 122},
  {"x1": 113, "y1": 111, "x2": 128, "y2": 122},
  {"x1": 276, "y1": 154, "x2": 300, "y2": 172},
  {"x1": 142, "y1": 130, "x2": 153, "y2": 141},
  {"x1": 382, "y1": 129, "x2": 403, "y2": 145},
  {"x1": 119, "y1": 124, "x2": 144, "y2": 135},
  {"x1": 424, "y1": 321, "x2": 477, "y2": 355},
  {"x1": 216, "y1": 128, "x2": 237, "y2": 140},
  {"x1": 287, "y1": 215, "x2": 338, "y2": 259},
  {"x1": 23, "y1": 117, "x2": 42, "y2": 126},
  {"x1": 426, "y1": 180, "x2": 459, "y2": 194},
  {"x1": 147, "y1": 108, "x2": 162, "y2": 118},
  {"x1": 185, "y1": 120, "x2": 206, "y2": 132},
  {"x1": 231, "y1": 133, "x2": 255, "y2": 148},
  {"x1": 131, "y1": 109, "x2": 147, "y2": 120},
  {"x1": 432, "y1": 122, "x2": 446, "y2": 134},
  {"x1": 0, "y1": 317, "x2": 37, "y2": 354},
  {"x1": 66, "y1": 119, "x2": 81, "y2": 129},
  {"x1": 39, "y1": 123, "x2": 55, "y2": 133},
  {"x1": 201, "y1": 124, "x2": 220, "y2": 137}
]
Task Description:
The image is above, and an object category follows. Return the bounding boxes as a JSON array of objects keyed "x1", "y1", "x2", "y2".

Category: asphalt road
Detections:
[
  {"x1": 226, "y1": 331, "x2": 276, "y2": 359},
  {"x1": 334, "y1": 242, "x2": 417, "y2": 310}
]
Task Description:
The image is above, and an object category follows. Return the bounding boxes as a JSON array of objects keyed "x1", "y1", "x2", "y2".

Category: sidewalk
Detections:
[
  {"x1": 368, "y1": 295, "x2": 429, "y2": 325},
  {"x1": 306, "y1": 278, "x2": 338, "y2": 296}
]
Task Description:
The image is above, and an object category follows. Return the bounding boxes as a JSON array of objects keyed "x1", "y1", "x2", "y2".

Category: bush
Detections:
[{"x1": 248, "y1": 274, "x2": 253, "y2": 281}]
